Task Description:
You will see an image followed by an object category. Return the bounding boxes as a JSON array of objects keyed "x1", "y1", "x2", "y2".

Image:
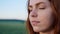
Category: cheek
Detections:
[
  {"x1": 29, "y1": 13, "x2": 32, "y2": 21},
  {"x1": 29, "y1": 14, "x2": 31, "y2": 21},
  {"x1": 38, "y1": 9, "x2": 53, "y2": 27},
  {"x1": 38, "y1": 10, "x2": 52, "y2": 21},
  {"x1": 38, "y1": 8, "x2": 53, "y2": 21}
]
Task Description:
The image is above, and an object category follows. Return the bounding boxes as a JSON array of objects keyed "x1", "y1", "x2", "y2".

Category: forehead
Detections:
[{"x1": 29, "y1": 0, "x2": 49, "y2": 5}]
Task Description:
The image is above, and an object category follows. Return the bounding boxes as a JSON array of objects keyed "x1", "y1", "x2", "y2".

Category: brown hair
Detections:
[{"x1": 26, "y1": 0, "x2": 60, "y2": 34}]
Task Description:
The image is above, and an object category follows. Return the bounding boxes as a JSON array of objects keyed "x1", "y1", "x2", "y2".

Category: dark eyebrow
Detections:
[
  {"x1": 28, "y1": 2, "x2": 45, "y2": 8},
  {"x1": 36, "y1": 2, "x2": 45, "y2": 6}
]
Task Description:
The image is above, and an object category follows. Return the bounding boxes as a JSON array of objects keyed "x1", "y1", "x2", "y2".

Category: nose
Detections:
[{"x1": 31, "y1": 10, "x2": 38, "y2": 17}]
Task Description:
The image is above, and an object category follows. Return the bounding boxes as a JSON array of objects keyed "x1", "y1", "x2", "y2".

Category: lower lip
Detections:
[{"x1": 32, "y1": 21, "x2": 40, "y2": 26}]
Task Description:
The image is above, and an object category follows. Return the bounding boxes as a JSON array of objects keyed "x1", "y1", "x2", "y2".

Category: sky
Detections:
[{"x1": 0, "y1": 0, "x2": 28, "y2": 20}]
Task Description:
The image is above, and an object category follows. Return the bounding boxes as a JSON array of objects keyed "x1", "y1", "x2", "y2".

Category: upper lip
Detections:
[{"x1": 32, "y1": 21, "x2": 40, "y2": 23}]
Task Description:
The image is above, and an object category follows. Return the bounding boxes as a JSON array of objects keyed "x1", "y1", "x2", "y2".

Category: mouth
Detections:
[{"x1": 31, "y1": 21, "x2": 40, "y2": 26}]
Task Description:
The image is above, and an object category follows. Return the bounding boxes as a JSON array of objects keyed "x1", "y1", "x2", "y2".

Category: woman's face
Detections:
[{"x1": 29, "y1": 0, "x2": 54, "y2": 32}]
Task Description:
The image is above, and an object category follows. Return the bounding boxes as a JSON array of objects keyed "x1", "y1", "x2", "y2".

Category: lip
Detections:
[
  {"x1": 31, "y1": 21, "x2": 40, "y2": 26},
  {"x1": 32, "y1": 21, "x2": 40, "y2": 23}
]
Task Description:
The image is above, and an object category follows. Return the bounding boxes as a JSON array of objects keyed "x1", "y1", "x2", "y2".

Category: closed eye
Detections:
[
  {"x1": 39, "y1": 7, "x2": 45, "y2": 9},
  {"x1": 38, "y1": 4, "x2": 46, "y2": 10}
]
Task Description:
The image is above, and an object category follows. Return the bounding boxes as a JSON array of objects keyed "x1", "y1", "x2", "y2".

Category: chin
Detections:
[
  {"x1": 33, "y1": 27, "x2": 48, "y2": 32},
  {"x1": 33, "y1": 27, "x2": 40, "y2": 32}
]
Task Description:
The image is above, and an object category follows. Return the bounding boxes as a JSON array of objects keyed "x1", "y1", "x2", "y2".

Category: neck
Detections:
[{"x1": 39, "y1": 29, "x2": 54, "y2": 34}]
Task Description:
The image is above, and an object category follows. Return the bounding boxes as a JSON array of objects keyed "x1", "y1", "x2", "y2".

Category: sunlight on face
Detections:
[{"x1": 29, "y1": 0, "x2": 54, "y2": 32}]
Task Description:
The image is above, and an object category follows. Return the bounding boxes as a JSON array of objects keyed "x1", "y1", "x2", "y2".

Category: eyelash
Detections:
[
  {"x1": 28, "y1": 7, "x2": 45, "y2": 12},
  {"x1": 39, "y1": 7, "x2": 45, "y2": 9}
]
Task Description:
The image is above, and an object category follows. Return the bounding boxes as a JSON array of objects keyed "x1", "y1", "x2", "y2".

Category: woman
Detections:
[{"x1": 26, "y1": 0, "x2": 60, "y2": 34}]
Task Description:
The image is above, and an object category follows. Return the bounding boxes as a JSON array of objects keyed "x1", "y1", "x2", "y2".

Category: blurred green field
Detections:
[{"x1": 0, "y1": 20, "x2": 28, "y2": 34}]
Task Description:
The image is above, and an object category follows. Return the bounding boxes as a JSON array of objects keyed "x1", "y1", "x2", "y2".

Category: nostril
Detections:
[{"x1": 31, "y1": 14, "x2": 37, "y2": 17}]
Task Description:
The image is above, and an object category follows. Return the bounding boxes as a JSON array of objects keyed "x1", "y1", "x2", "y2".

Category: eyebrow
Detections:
[
  {"x1": 36, "y1": 2, "x2": 45, "y2": 6},
  {"x1": 29, "y1": 2, "x2": 45, "y2": 7}
]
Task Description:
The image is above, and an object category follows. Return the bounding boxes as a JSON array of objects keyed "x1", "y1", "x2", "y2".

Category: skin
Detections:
[{"x1": 28, "y1": 0, "x2": 55, "y2": 34}]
